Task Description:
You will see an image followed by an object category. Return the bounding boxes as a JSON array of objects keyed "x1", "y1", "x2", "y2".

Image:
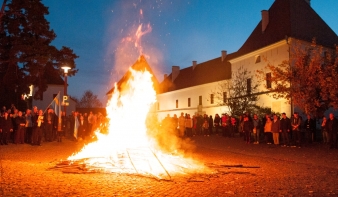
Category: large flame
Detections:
[{"x1": 68, "y1": 57, "x2": 208, "y2": 179}]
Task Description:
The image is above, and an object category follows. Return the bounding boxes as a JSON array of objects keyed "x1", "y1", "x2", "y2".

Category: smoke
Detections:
[{"x1": 104, "y1": 0, "x2": 166, "y2": 85}]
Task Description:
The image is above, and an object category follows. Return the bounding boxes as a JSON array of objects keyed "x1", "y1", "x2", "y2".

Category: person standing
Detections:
[
  {"x1": 77, "y1": 115, "x2": 87, "y2": 140},
  {"x1": 15, "y1": 111, "x2": 26, "y2": 144},
  {"x1": 280, "y1": 113, "x2": 291, "y2": 147},
  {"x1": 264, "y1": 114, "x2": 273, "y2": 144},
  {"x1": 32, "y1": 110, "x2": 44, "y2": 146},
  {"x1": 229, "y1": 116, "x2": 237, "y2": 138},
  {"x1": 291, "y1": 112, "x2": 302, "y2": 148},
  {"x1": 44, "y1": 108, "x2": 55, "y2": 142},
  {"x1": 25, "y1": 109, "x2": 33, "y2": 144},
  {"x1": 0, "y1": 111, "x2": 13, "y2": 145},
  {"x1": 252, "y1": 114, "x2": 261, "y2": 144},
  {"x1": 208, "y1": 115, "x2": 213, "y2": 135},
  {"x1": 214, "y1": 114, "x2": 220, "y2": 134},
  {"x1": 321, "y1": 116, "x2": 329, "y2": 145},
  {"x1": 243, "y1": 115, "x2": 253, "y2": 144},
  {"x1": 271, "y1": 114, "x2": 281, "y2": 145},
  {"x1": 178, "y1": 113, "x2": 186, "y2": 138},
  {"x1": 326, "y1": 113, "x2": 338, "y2": 149},
  {"x1": 185, "y1": 114, "x2": 193, "y2": 137},
  {"x1": 221, "y1": 114, "x2": 228, "y2": 137},
  {"x1": 304, "y1": 114, "x2": 316, "y2": 144}
]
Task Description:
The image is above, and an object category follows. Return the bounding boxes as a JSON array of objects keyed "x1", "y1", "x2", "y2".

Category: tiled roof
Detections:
[
  {"x1": 106, "y1": 55, "x2": 160, "y2": 95},
  {"x1": 237, "y1": 0, "x2": 338, "y2": 55},
  {"x1": 160, "y1": 0, "x2": 338, "y2": 93},
  {"x1": 159, "y1": 54, "x2": 234, "y2": 93}
]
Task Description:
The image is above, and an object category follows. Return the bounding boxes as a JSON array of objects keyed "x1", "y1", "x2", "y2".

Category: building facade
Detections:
[{"x1": 156, "y1": 0, "x2": 338, "y2": 121}]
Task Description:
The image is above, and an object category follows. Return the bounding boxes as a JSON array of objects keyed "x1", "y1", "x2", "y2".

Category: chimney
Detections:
[
  {"x1": 221, "y1": 50, "x2": 227, "y2": 61},
  {"x1": 304, "y1": 0, "x2": 310, "y2": 5},
  {"x1": 164, "y1": 74, "x2": 168, "y2": 80},
  {"x1": 261, "y1": 10, "x2": 269, "y2": 32},
  {"x1": 192, "y1": 61, "x2": 197, "y2": 70},
  {"x1": 172, "y1": 66, "x2": 180, "y2": 82}
]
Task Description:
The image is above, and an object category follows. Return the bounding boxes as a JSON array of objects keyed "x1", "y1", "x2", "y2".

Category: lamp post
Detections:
[{"x1": 61, "y1": 66, "x2": 71, "y2": 116}]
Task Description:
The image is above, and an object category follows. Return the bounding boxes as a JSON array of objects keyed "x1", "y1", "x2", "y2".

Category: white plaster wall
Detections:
[
  {"x1": 32, "y1": 84, "x2": 76, "y2": 115},
  {"x1": 230, "y1": 41, "x2": 292, "y2": 116},
  {"x1": 156, "y1": 80, "x2": 230, "y2": 121}
]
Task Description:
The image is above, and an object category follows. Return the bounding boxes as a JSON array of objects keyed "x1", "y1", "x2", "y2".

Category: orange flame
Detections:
[{"x1": 67, "y1": 58, "x2": 208, "y2": 179}]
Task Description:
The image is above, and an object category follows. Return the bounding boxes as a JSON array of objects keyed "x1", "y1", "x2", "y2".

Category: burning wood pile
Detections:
[{"x1": 52, "y1": 57, "x2": 209, "y2": 181}]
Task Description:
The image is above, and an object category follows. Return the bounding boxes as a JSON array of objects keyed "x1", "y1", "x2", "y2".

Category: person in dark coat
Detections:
[
  {"x1": 15, "y1": 111, "x2": 26, "y2": 144},
  {"x1": 44, "y1": 108, "x2": 56, "y2": 142},
  {"x1": 0, "y1": 111, "x2": 13, "y2": 145},
  {"x1": 280, "y1": 113, "x2": 291, "y2": 147},
  {"x1": 208, "y1": 115, "x2": 213, "y2": 135},
  {"x1": 78, "y1": 115, "x2": 88, "y2": 140},
  {"x1": 32, "y1": 110, "x2": 44, "y2": 146},
  {"x1": 243, "y1": 115, "x2": 253, "y2": 144},
  {"x1": 304, "y1": 114, "x2": 316, "y2": 143},
  {"x1": 326, "y1": 113, "x2": 338, "y2": 149}
]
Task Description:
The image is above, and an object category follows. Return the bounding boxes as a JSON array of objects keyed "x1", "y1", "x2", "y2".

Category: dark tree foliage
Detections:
[{"x1": 0, "y1": 0, "x2": 78, "y2": 108}]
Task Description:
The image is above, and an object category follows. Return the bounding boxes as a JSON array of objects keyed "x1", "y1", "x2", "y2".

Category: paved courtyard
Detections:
[{"x1": 0, "y1": 135, "x2": 337, "y2": 196}]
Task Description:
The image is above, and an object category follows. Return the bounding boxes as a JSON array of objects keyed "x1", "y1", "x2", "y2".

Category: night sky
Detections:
[{"x1": 42, "y1": 0, "x2": 338, "y2": 104}]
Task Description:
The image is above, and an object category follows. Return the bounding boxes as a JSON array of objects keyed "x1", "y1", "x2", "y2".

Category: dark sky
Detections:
[{"x1": 42, "y1": 0, "x2": 338, "y2": 104}]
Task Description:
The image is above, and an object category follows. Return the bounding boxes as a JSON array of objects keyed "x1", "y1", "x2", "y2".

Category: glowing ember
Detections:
[{"x1": 67, "y1": 57, "x2": 208, "y2": 180}]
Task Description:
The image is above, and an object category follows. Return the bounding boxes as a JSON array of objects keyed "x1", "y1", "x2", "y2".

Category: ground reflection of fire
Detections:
[{"x1": 64, "y1": 57, "x2": 210, "y2": 180}]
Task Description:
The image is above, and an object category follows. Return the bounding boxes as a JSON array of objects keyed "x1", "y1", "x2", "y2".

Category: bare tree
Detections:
[
  {"x1": 77, "y1": 90, "x2": 103, "y2": 108},
  {"x1": 211, "y1": 65, "x2": 259, "y2": 116}
]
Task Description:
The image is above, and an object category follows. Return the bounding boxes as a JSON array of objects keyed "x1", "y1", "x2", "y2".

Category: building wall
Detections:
[
  {"x1": 156, "y1": 80, "x2": 230, "y2": 121},
  {"x1": 229, "y1": 40, "x2": 292, "y2": 116},
  {"x1": 32, "y1": 84, "x2": 76, "y2": 115},
  {"x1": 156, "y1": 40, "x2": 296, "y2": 122}
]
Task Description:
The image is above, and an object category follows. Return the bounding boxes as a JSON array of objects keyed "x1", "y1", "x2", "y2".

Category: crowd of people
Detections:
[
  {"x1": 0, "y1": 104, "x2": 105, "y2": 146},
  {"x1": 161, "y1": 111, "x2": 338, "y2": 149}
]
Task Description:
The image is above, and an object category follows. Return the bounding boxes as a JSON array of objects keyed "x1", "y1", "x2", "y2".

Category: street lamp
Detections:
[{"x1": 61, "y1": 66, "x2": 71, "y2": 116}]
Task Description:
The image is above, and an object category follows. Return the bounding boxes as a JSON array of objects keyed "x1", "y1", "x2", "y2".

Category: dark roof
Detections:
[
  {"x1": 106, "y1": 55, "x2": 160, "y2": 95},
  {"x1": 159, "y1": 54, "x2": 234, "y2": 93},
  {"x1": 44, "y1": 64, "x2": 64, "y2": 85},
  {"x1": 160, "y1": 0, "x2": 338, "y2": 93},
  {"x1": 237, "y1": 0, "x2": 338, "y2": 55}
]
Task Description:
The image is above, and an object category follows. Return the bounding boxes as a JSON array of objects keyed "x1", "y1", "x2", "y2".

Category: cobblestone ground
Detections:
[{"x1": 0, "y1": 135, "x2": 338, "y2": 197}]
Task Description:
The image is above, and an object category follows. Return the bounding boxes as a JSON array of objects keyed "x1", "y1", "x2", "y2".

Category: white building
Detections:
[
  {"x1": 32, "y1": 68, "x2": 76, "y2": 115},
  {"x1": 156, "y1": 0, "x2": 338, "y2": 120}
]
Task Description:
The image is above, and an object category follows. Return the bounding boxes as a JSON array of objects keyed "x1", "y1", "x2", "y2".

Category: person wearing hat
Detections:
[{"x1": 0, "y1": 111, "x2": 13, "y2": 145}]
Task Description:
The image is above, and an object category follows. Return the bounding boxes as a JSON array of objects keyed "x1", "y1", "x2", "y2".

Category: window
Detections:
[
  {"x1": 199, "y1": 96, "x2": 202, "y2": 105},
  {"x1": 157, "y1": 102, "x2": 160, "y2": 110},
  {"x1": 247, "y1": 78, "x2": 252, "y2": 94},
  {"x1": 255, "y1": 55, "x2": 261, "y2": 63},
  {"x1": 223, "y1": 92, "x2": 227, "y2": 103},
  {"x1": 210, "y1": 94, "x2": 214, "y2": 104},
  {"x1": 188, "y1": 98, "x2": 191, "y2": 107},
  {"x1": 266, "y1": 73, "x2": 272, "y2": 88},
  {"x1": 176, "y1": 100, "x2": 178, "y2": 108}
]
